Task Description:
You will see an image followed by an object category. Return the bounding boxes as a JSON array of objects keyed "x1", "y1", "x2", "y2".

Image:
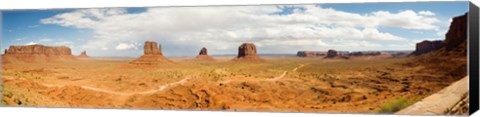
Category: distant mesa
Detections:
[
  {"x1": 130, "y1": 41, "x2": 173, "y2": 65},
  {"x1": 324, "y1": 49, "x2": 338, "y2": 58},
  {"x1": 324, "y1": 49, "x2": 349, "y2": 59},
  {"x1": 2, "y1": 44, "x2": 75, "y2": 62},
  {"x1": 296, "y1": 51, "x2": 326, "y2": 57},
  {"x1": 233, "y1": 43, "x2": 263, "y2": 62},
  {"x1": 196, "y1": 47, "x2": 215, "y2": 61},
  {"x1": 350, "y1": 51, "x2": 392, "y2": 57},
  {"x1": 298, "y1": 49, "x2": 410, "y2": 59},
  {"x1": 77, "y1": 50, "x2": 89, "y2": 58},
  {"x1": 410, "y1": 40, "x2": 443, "y2": 56}
]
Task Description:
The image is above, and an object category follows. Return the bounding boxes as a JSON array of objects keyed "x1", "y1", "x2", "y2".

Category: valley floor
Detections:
[{"x1": 1, "y1": 56, "x2": 466, "y2": 114}]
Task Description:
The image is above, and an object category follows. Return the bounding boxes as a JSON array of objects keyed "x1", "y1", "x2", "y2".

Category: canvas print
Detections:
[{"x1": 0, "y1": 1, "x2": 471, "y2": 115}]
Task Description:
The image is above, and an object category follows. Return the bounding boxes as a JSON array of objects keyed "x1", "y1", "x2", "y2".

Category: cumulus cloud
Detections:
[
  {"x1": 115, "y1": 43, "x2": 139, "y2": 50},
  {"x1": 25, "y1": 42, "x2": 38, "y2": 45},
  {"x1": 418, "y1": 11, "x2": 435, "y2": 16},
  {"x1": 54, "y1": 41, "x2": 74, "y2": 47},
  {"x1": 40, "y1": 5, "x2": 441, "y2": 56}
]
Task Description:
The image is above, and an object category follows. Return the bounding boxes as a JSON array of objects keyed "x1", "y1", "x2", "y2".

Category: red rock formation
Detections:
[
  {"x1": 130, "y1": 41, "x2": 172, "y2": 65},
  {"x1": 144, "y1": 41, "x2": 163, "y2": 55},
  {"x1": 410, "y1": 13, "x2": 468, "y2": 56},
  {"x1": 410, "y1": 40, "x2": 443, "y2": 56},
  {"x1": 233, "y1": 43, "x2": 263, "y2": 62},
  {"x1": 442, "y1": 13, "x2": 468, "y2": 55},
  {"x1": 199, "y1": 47, "x2": 208, "y2": 55},
  {"x1": 196, "y1": 47, "x2": 215, "y2": 61},
  {"x1": 3, "y1": 44, "x2": 75, "y2": 62},
  {"x1": 77, "y1": 50, "x2": 89, "y2": 58}
]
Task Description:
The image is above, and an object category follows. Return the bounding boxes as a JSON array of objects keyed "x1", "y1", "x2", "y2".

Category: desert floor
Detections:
[{"x1": 1, "y1": 56, "x2": 466, "y2": 114}]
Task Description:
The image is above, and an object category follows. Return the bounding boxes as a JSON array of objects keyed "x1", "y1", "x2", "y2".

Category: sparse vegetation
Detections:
[{"x1": 379, "y1": 96, "x2": 419, "y2": 113}]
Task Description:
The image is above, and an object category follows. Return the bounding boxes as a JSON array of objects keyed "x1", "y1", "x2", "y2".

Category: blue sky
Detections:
[{"x1": 1, "y1": 1, "x2": 469, "y2": 57}]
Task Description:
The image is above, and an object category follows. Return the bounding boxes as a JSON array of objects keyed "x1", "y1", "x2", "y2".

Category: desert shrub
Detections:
[
  {"x1": 3, "y1": 91, "x2": 13, "y2": 98},
  {"x1": 379, "y1": 97, "x2": 418, "y2": 113}
]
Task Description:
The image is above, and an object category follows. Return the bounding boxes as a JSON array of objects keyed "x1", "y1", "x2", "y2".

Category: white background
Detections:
[{"x1": 0, "y1": 0, "x2": 478, "y2": 117}]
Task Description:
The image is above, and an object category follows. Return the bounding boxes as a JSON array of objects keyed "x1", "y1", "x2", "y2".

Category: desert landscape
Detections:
[{"x1": 0, "y1": 10, "x2": 469, "y2": 115}]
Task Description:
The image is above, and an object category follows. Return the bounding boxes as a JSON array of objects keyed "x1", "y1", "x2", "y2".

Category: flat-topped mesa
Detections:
[
  {"x1": 349, "y1": 51, "x2": 392, "y2": 57},
  {"x1": 130, "y1": 41, "x2": 172, "y2": 65},
  {"x1": 324, "y1": 49, "x2": 338, "y2": 58},
  {"x1": 233, "y1": 43, "x2": 263, "y2": 62},
  {"x1": 196, "y1": 47, "x2": 215, "y2": 61},
  {"x1": 324, "y1": 49, "x2": 349, "y2": 59},
  {"x1": 77, "y1": 50, "x2": 89, "y2": 58},
  {"x1": 410, "y1": 40, "x2": 443, "y2": 56},
  {"x1": 3, "y1": 44, "x2": 75, "y2": 62},
  {"x1": 297, "y1": 51, "x2": 327, "y2": 57}
]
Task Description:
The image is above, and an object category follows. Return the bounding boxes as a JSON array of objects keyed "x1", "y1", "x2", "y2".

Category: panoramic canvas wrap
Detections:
[{"x1": 0, "y1": 1, "x2": 475, "y2": 115}]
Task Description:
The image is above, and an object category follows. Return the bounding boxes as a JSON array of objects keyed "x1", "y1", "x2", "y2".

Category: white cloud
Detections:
[
  {"x1": 15, "y1": 38, "x2": 24, "y2": 41},
  {"x1": 54, "y1": 41, "x2": 74, "y2": 48},
  {"x1": 25, "y1": 42, "x2": 38, "y2": 45},
  {"x1": 115, "y1": 43, "x2": 139, "y2": 50},
  {"x1": 418, "y1": 11, "x2": 435, "y2": 16},
  {"x1": 40, "y1": 5, "x2": 441, "y2": 56}
]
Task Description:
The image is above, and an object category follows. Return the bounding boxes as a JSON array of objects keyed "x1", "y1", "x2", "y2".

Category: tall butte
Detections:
[
  {"x1": 2, "y1": 44, "x2": 75, "y2": 63},
  {"x1": 77, "y1": 50, "x2": 89, "y2": 58},
  {"x1": 232, "y1": 43, "x2": 263, "y2": 62},
  {"x1": 130, "y1": 41, "x2": 172, "y2": 65},
  {"x1": 196, "y1": 47, "x2": 215, "y2": 61}
]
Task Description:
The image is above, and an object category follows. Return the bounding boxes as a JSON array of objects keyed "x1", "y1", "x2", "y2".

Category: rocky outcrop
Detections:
[
  {"x1": 297, "y1": 51, "x2": 327, "y2": 57},
  {"x1": 410, "y1": 40, "x2": 443, "y2": 56},
  {"x1": 324, "y1": 49, "x2": 338, "y2": 58},
  {"x1": 196, "y1": 47, "x2": 215, "y2": 61},
  {"x1": 442, "y1": 13, "x2": 468, "y2": 55},
  {"x1": 409, "y1": 13, "x2": 468, "y2": 57},
  {"x1": 130, "y1": 41, "x2": 172, "y2": 65},
  {"x1": 3, "y1": 44, "x2": 75, "y2": 62},
  {"x1": 77, "y1": 50, "x2": 89, "y2": 58},
  {"x1": 233, "y1": 43, "x2": 263, "y2": 62}
]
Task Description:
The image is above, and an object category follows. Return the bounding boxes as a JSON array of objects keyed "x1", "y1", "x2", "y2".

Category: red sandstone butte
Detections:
[
  {"x1": 130, "y1": 41, "x2": 172, "y2": 65},
  {"x1": 196, "y1": 47, "x2": 215, "y2": 61},
  {"x1": 233, "y1": 43, "x2": 263, "y2": 62}
]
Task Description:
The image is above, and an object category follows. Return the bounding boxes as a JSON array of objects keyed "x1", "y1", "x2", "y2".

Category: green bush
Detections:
[{"x1": 379, "y1": 97, "x2": 418, "y2": 113}]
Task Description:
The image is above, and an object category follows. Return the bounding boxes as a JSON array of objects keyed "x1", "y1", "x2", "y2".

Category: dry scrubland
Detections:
[{"x1": 1, "y1": 55, "x2": 465, "y2": 113}]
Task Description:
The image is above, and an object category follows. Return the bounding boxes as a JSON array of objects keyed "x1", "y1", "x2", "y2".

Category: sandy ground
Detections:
[{"x1": 1, "y1": 56, "x2": 466, "y2": 114}]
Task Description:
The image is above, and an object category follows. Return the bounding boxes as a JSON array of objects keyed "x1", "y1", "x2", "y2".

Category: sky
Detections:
[{"x1": 1, "y1": 1, "x2": 469, "y2": 57}]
